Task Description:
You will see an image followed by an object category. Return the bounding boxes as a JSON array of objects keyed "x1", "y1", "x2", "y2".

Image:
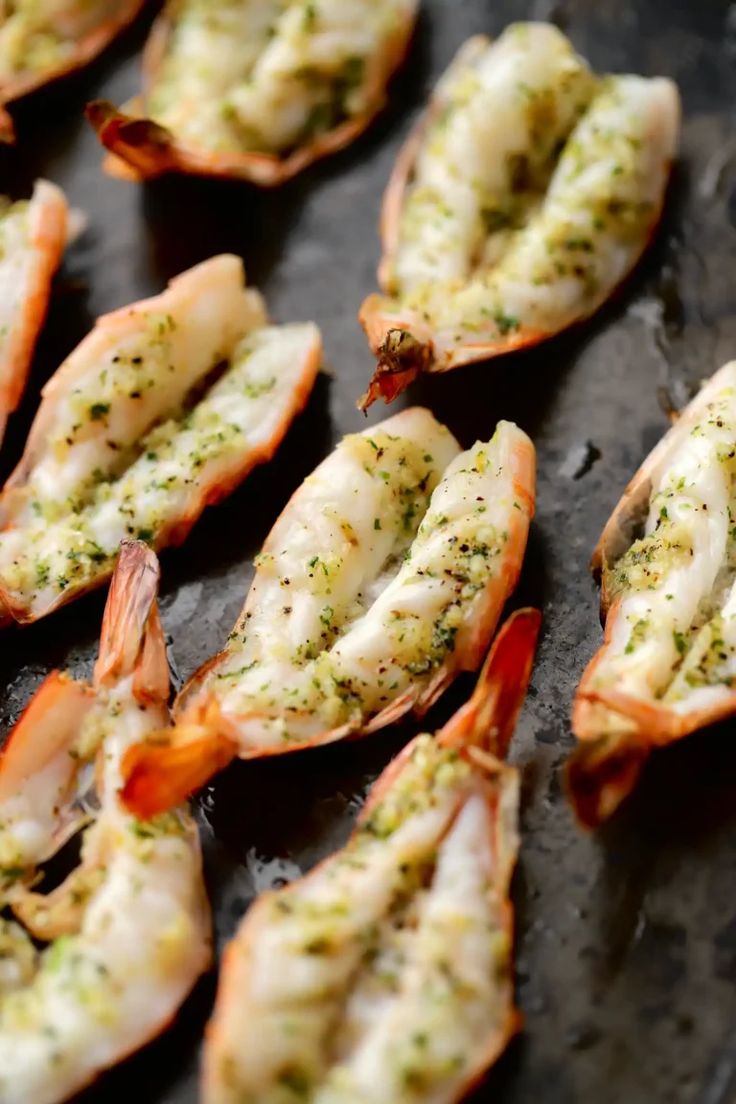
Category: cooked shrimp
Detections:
[
  {"x1": 121, "y1": 413, "x2": 535, "y2": 816},
  {"x1": 202, "y1": 607, "x2": 540, "y2": 1104},
  {"x1": 87, "y1": 0, "x2": 418, "y2": 185},
  {"x1": 0, "y1": 540, "x2": 211, "y2": 1104},
  {"x1": 570, "y1": 361, "x2": 736, "y2": 826},
  {"x1": 0, "y1": 179, "x2": 68, "y2": 447},
  {"x1": 0, "y1": 0, "x2": 146, "y2": 142},
  {"x1": 0, "y1": 254, "x2": 321, "y2": 624},
  {"x1": 359, "y1": 23, "x2": 680, "y2": 407}
]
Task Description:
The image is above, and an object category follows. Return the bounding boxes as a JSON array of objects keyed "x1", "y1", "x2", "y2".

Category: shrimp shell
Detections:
[
  {"x1": 120, "y1": 414, "x2": 536, "y2": 817},
  {"x1": 0, "y1": 541, "x2": 211, "y2": 1103},
  {"x1": 570, "y1": 361, "x2": 736, "y2": 826},
  {"x1": 358, "y1": 25, "x2": 680, "y2": 408},
  {"x1": 202, "y1": 608, "x2": 540, "y2": 1104},
  {"x1": 86, "y1": 0, "x2": 418, "y2": 186},
  {"x1": 0, "y1": 255, "x2": 320, "y2": 625}
]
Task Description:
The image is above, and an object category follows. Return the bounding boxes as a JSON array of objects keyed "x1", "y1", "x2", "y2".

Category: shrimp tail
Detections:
[
  {"x1": 0, "y1": 673, "x2": 95, "y2": 878},
  {"x1": 0, "y1": 672, "x2": 94, "y2": 800},
  {"x1": 86, "y1": 101, "x2": 173, "y2": 180},
  {"x1": 566, "y1": 731, "x2": 650, "y2": 828},
  {"x1": 94, "y1": 540, "x2": 169, "y2": 704},
  {"x1": 357, "y1": 327, "x2": 433, "y2": 410},
  {"x1": 121, "y1": 723, "x2": 237, "y2": 819},
  {"x1": 439, "y1": 608, "x2": 542, "y2": 758}
]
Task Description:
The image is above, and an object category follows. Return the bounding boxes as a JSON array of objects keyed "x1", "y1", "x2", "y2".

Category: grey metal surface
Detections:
[{"x1": 1, "y1": 1, "x2": 736, "y2": 1101}]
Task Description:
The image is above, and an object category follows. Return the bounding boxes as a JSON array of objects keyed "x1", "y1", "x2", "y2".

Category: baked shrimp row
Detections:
[
  {"x1": 121, "y1": 412, "x2": 536, "y2": 816},
  {"x1": 0, "y1": 254, "x2": 320, "y2": 625},
  {"x1": 0, "y1": 0, "x2": 146, "y2": 141},
  {"x1": 87, "y1": 0, "x2": 418, "y2": 186},
  {"x1": 0, "y1": 541, "x2": 210, "y2": 1104},
  {"x1": 0, "y1": 179, "x2": 68, "y2": 447},
  {"x1": 359, "y1": 22, "x2": 680, "y2": 407},
  {"x1": 570, "y1": 361, "x2": 736, "y2": 826},
  {"x1": 204, "y1": 608, "x2": 541, "y2": 1104}
]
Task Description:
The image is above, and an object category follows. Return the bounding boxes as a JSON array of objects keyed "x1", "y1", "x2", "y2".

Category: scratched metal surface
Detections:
[{"x1": 1, "y1": 1, "x2": 736, "y2": 1101}]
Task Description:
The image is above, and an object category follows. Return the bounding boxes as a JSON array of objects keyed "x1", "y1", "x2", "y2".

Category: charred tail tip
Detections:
[
  {"x1": 85, "y1": 98, "x2": 117, "y2": 131},
  {"x1": 86, "y1": 100, "x2": 172, "y2": 158},
  {"x1": 358, "y1": 328, "x2": 433, "y2": 411}
]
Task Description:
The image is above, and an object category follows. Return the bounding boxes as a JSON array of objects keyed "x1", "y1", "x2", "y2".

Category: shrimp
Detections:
[
  {"x1": 0, "y1": 540, "x2": 211, "y2": 1104},
  {"x1": 0, "y1": 0, "x2": 146, "y2": 142},
  {"x1": 0, "y1": 254, "x2": 321, "y2": 624},
  {"x1": 570, "y1": 361, "x2": 736, "y2": 826},
  {"x1": 121, "y1": 412, "x2": 535, "y2": 817},
  {"x1": 358, "y1": 23, "x2": 680, "y2": 408},
  {"x1": 0, "y1": 179, "x2": 68, "y2": 447},
  {"x1": 86, "y1": 0, "x2": 418, "y2": 186},
  {"x1": 202, "y1": 607, "x2": 540, "y2": 1104}
]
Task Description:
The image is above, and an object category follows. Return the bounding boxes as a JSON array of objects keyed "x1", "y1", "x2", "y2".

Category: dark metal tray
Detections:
[{"x1": 2, "y1": 2, "x2": 736, "y2": 1101}]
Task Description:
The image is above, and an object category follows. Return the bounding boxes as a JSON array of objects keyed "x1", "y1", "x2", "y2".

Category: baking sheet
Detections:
[{"x1": 2, "y1": 1, "x2": 736, "y2": 1101}]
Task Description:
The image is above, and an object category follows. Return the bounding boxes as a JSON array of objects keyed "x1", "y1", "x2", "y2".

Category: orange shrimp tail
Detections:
[
  {"x1": 121, "y1": 729, "x2": 237, "y2": 818},
  {"x1": 94, "y1": 540, "x2": 169, "y2": 703},
  {"x1": 440, "y1": 608, "x2": 542, "y2": 758},
  {"x1": 566, "y1": 732, "x2": 649, "y2": 829},
  {"x1": 0, "y1": 672, "x2": 94, "y2": 799}
]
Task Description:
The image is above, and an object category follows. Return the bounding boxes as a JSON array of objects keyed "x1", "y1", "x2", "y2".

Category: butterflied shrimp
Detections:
[
  {"x1": 0, "y1": 254, "x2": 320, "y2": 625},
  {"x1": 570, "y1": 361, "x2": 736, "y2": 826},
  {"x1": 0, "y1": 540, "x2": 211, "y2": 1104},
  {"x1": 0, "y1": 0, "x2": 147, "y2": 142},
  {"x1": 202, "y1": 608, "x2": 540, "y2": 1104},
  {"x1": 87, "y1": 0, "x2": 418, "y2": 186},
  {"x1": 121, "y1": 412, "x2": 535, "y2": 817},
  {"x1": 358, "y1": 23, "x2": 680, "y2": 408},
  {"x1": 0, "y1": 179, "x2": 68, "y2": 447}
]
